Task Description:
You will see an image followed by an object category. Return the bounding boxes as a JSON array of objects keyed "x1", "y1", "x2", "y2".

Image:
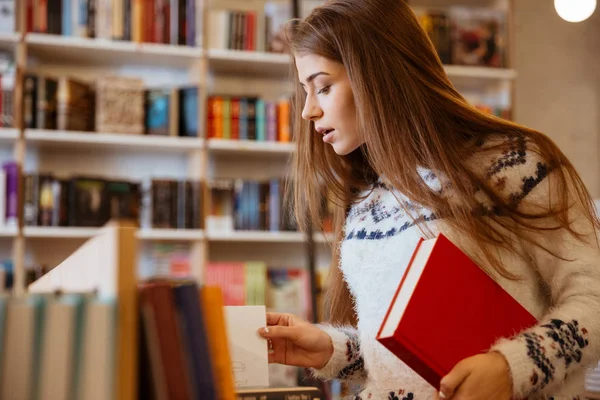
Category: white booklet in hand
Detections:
[{"x1": 224, "y1": 305, "x2": 269, "y2": 388}]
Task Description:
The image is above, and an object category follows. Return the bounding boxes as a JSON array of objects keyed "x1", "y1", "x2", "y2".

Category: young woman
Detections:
[{"x1": 258, "y1": 1, "x2": 600, "y2": 399}]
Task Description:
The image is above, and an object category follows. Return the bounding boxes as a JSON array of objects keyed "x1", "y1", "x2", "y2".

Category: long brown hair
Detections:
[{"x1": 286, "y1": 0, "x2": 599, "y2": 326}]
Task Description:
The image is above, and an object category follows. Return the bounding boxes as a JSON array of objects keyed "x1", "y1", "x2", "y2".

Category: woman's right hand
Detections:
[{"x1": 258, "y1": 312, "x2": 334, "y2": 370}]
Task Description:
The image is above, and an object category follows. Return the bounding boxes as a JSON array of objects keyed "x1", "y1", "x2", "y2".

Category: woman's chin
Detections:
[{"x1": 330, "y1": 142, "x2": 360, "y2": 156}]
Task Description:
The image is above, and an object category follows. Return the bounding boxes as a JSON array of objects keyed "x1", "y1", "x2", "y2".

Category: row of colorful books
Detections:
[
  {"x1": 22, "y1": 0, "x2": 201, "y2": 46},
  {"x1": 207, "y1": 96, "x2": 292, "y2": 143}
]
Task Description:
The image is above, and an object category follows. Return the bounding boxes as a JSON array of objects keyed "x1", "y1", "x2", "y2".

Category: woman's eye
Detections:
[{"x1": 317, "y1": 85, "x2": 331, "y2": 95}]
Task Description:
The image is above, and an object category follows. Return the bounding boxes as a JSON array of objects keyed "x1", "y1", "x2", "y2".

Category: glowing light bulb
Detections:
[{"x1": 554, "y1": 0, "x2": 597, "y2": 22}]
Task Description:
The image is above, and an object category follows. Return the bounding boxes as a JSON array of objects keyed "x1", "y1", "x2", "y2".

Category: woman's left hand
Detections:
[{"x1": 434, "y1": 352, "x2": 513, "y2": 400}]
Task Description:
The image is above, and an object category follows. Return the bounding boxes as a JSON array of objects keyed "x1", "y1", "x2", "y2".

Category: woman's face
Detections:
[{"x1": 296, "y1": 54, "x2": 364, "y2": 155}]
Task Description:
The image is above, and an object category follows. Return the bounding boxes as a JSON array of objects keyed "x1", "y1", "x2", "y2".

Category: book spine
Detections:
[{"x1": 3, "y1": 162, "x2": 18, "y2": 227}]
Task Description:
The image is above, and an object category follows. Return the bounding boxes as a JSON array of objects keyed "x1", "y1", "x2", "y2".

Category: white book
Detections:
[
  {"x1": 224, "y1": 305, "x2": 269, "y2": 388},
  {"x1": 0, "y1": 0, "x2": 15, "y2": 34},
  {"x1": 208, "y1": 10, "x2": 230, "y2": 50}
]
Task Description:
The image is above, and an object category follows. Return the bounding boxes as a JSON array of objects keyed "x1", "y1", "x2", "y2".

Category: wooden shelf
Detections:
[
  {"x1": 25, "y1": 129, "x2": 204, "y2": 153},
  {"x1": 0, "y1": 33, "x2": 19, "y2": 52},
  {"x1": 0, "y1": 128, "x2": 19, "y2": 143},
  {"x1": 208, "y1": 49, "x2": 291, "y2": 77},
  {"x1": 25, "y1": 34, "x2": 203, "y2": 67},
  {"x1": 207, "y1": 139, "x2": 295, "y2": 155},
  {"x1": 24, "y1": 227, "x2": 205, "y2": 241},
  {"x1": 207, "y1": 230, "x2": 306, "y2": 243}
]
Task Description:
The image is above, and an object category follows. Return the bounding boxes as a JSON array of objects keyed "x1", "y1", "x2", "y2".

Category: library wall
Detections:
[{"x1": 513, "y1": 0, "x2": 600, "y2": 197}]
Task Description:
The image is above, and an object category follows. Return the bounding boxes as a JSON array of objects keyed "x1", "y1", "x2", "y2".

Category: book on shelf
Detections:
[
  {"x1": 0, "y1": 0, "x2": 15, "y2": 34},
  {"x1": 0, "y1": 52, "x2": 15, "y2": 128},
  {"x1": 207, "y1": 178, "x2": 297, "y2": 234},
  {"x1": 376, "y1": 233, "x2": 536, "y2": 389},
  {"x1": 23, "y1": 172, "x2": 202, "y2": 230},
  {"x1": 208, "y1": 1, "x2": 292, "y2": 53},
  {"x1": 414, "y1": 5, "x2": 507, "y2": 69},
  {"x1": 22, "y1": 72, "x2": 201, "y2": 137},
  {"x1": 24, "y1": 0, "x2": 201, "y2": 46},
  {"x1": 208, "y1": 95, "x2": 291, "y2": 143},
  {"x1": 15, "y1": 224, "x2": 321, "y2": 399}
]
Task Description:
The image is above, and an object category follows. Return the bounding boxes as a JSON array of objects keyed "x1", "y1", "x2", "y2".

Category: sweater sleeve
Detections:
[
  {"x1": 309, "y1": 324, "x2": 368, "y2": 387},
  {"x1": 481, "y1": 154, "x2": 600, "y2": 398}
]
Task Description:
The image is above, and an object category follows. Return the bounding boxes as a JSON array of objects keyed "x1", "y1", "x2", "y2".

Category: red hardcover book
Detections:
[{"x1": 376, "y1": 233, "x2": 537, "y2": 389}]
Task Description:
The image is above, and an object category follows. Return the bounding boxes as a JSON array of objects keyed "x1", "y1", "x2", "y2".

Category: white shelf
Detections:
[
  {"x1": 0, "y1": 128, "x2": 18, "y2": 143},
  {"x1": 25, "y1": 129, "x2": 204, "y2": 153},
  {"x1": 0, "y1": 225, "x2": 17, "y2": 237},
  {"x1": 137, "y1": 229, "x2": 205, "y2": 241},
  {"x1": 444, "y1": 65, "x2": 517, "y2": 87},
  {"x1": 207, "y1": 139, "x2": 295, "y2": 155},
  {"x1": 208, "y1": 49, "x2": 291, "y2": 77},
  {"x1": 207, "y1": 230, "x2": 306, "y2": 243},
  {"x1": 313, "y1": 232, "x2": 334, "y2": 243},
  {"x1": 25, "y1": 34, "x2": 203, "y2": 68},
  {"x1": 24, "y1": 226, "x2": 102, "y2": 239},
  {"x1": 0, "y1": 33, "x2": 19, "y2": 51},
  {"x1": 444, "y1": 65, "x2": 517, "y2": 80},
  {"x1": 25, "y1": 227, "x2": 205, "y2": 241}
]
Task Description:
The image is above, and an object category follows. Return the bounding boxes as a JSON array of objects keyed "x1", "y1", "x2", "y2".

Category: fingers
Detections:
[
  {"x1": 259, "y1": 325, "x2": 301, "y2": 341},
  {"x1": 266, "y1": 312, "x2": 289, "y2": 326},
  {"x1": 439, "y1": 360, "x2": 471, "y2": 399}
]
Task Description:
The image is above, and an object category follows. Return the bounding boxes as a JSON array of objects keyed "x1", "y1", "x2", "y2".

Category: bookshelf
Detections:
[{"x1": 0, "y1": 0, "x2": 519, "y2": 302}]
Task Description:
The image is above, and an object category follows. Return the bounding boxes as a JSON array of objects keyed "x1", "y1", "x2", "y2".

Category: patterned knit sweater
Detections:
[{"x1": 310, "y1": 136, "x2": 600, "y2": 400}]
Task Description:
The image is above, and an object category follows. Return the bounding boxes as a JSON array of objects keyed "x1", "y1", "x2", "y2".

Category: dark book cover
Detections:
[
  {"x1": 47, "y1": 0, "x2": 63, "y2": 35},
  {"x1": 186, "y1": 180, "x2": 201, "y2": 229},
  {"x1": 23, "y1": 173, "x2": 39, "y2": 226},
  {"x1": 36, "y1": 76, "x2": 59, "y2": 130},
  {"x1": 23, "y1": 74, "x2": 38, "y2": 129},
  {"x1": 138, "y1": 281, "x2": 192, "y2": 400},
  {"x1": 172, "y1": 282, "x2": 216, "y2": 400},
  {"x1": 123, "y1": 0, "x2": 132, "y2": 40},
  {"x1": 68, "y1": 177, "x2": 108, "y2": 227},
  {"x1": 246, "y1": 98, "x2": 257, "y2": 141},
  {"x1": 106, "y1": 180, "x2": 140, "y2": 222},
  {"x1": 151, "y1": 179, "x2": 174, "y2": 228},
  {"x1": 87, "y1": 0, "x2": 96, "y2": 38},
  {"x1": 179, "y1": 87, "x2": 198, "y2": 137}
]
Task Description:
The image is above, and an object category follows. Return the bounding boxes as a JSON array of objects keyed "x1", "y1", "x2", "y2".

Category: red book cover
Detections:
[{"x1": 376, "y1": 233, "x2": 537, "y2": 390}]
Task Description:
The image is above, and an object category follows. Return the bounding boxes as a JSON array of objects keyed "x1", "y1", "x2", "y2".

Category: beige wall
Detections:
[{"x1": 513, "y1": 0, "x2": 600, "y2": 196}]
